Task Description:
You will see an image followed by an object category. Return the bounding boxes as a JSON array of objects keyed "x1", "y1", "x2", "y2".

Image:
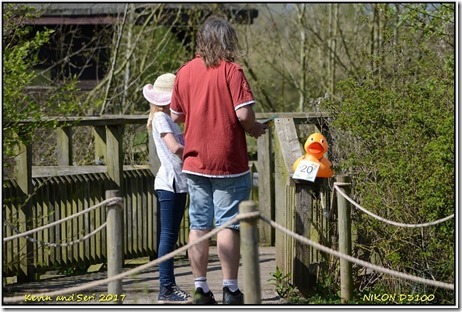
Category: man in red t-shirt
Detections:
[{"x1": 171, "y1": 16, "x2": 267, "y2": 305}]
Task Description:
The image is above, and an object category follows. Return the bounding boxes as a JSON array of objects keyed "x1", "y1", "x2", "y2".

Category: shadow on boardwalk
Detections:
[{"x1": 3, "y1": 246, "x2": 284, "y2": 305}]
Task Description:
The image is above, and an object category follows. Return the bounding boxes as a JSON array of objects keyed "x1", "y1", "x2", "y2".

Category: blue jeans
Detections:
[
  {"x1": 156, "y1": 189, "x2": 187, "y2": 287},
  {"x1": 186, "y1": 173, "x2": 251, "y2": 231}
]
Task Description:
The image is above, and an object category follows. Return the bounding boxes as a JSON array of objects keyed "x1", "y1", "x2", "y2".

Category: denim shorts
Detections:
[{"x1": 186, "y1": 173, "x2": 251, "y2": 231}]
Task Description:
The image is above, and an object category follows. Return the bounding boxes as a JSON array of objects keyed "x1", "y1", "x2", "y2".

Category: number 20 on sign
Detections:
[{"x1": 293, "y1": 160, "x2": 320, "y2": 182}]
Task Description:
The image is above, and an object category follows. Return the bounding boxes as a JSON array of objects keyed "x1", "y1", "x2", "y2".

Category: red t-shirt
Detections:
[{"x1": 170, "y1": 56, "x2": 255, "y2": 177}]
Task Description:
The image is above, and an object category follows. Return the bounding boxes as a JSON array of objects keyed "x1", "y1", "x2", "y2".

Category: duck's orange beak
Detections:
[{"x1": 308, "y1": 142, "x2": 325, "y2": 156}]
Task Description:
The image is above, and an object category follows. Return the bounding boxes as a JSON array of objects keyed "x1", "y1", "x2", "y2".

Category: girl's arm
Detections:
[{"x1": 161, "y1": 132, "x2": 184, "y2": 158}]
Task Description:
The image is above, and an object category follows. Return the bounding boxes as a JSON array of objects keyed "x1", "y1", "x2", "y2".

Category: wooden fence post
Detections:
[
  {"x1": 106, "y1": 125, "x2": 124, "y2": 190},
  {"x1": 93, "y1": 126, "x2": 107, "y2": 166},
  {"x1": 56, "y1": 127, "x2": 73, "y2": 165},
  {"x1": 256, "y1": 127, "x2": 275, "y2": 245},
  {"x1": 273, "y1": 118, "x2": 302, "y2": 274},
  {"x1": 336, "y1": 175, "x2": 352, "y2": 303},
  {"x1": 14, "y1": 138, "x2": 35, "y2": 282},
  {"x1": 239, "y1": 200, "x2": 261, "y2": 304},
  {"x1": 106, "y1": 189, "x2": 123, "y2": 303}
]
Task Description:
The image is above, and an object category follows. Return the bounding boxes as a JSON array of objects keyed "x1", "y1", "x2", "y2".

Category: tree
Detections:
[
  {"x1": 5, "y1": 4, "x2": 259, "y2": 167},
  {"x1": 79, "y1": 4, "x2": 192, "y2": 164},
  {"x1": 81, "y1": 4, "x2": 253, "y2": 164},
  {"x1": 2, "y1": 3, "x2": 82, "y2": 174},
  {"x1": 239, "y1": 3, "x2": 374, "y2": 112}
]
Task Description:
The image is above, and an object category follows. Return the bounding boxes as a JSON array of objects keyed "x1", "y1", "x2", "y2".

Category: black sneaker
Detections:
[
  {"x1": 157, "y1": 285, "x2": 193, "y2": 304},
  {"x1": 222, "y1": 287, "x2": 244, "y2": 304},
  {"x1": 193, "y1": 287, "x2": 217, "y2": 304}
]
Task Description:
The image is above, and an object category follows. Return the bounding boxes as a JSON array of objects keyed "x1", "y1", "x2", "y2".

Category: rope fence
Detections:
[
  {"x1": 333, "y1": 183, "x2": 454, "y2": 228},
  {"x1": 5, "y1": 222, "x2": 107, "y2": 248},
  {"x1": 2, "y1": 211, "x2": 259, "y2": 304},
  {"x1": 2, "y1": 191, "x2": 455, "y2": 304},
  {"x1": 3, "y1": 197, "x2": 122, "y2": 243},
  {"x1": 259, "y1": 214, "x2": 454, "y2": 290}
]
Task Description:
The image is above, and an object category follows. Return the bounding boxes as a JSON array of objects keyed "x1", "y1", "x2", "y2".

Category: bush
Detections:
[{"x1": 322, "y1": 3, "x2": 455, "y2": 304}]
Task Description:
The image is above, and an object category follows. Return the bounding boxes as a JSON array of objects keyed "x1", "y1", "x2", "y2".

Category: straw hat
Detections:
[{"x1": 143, "y1": 73, "x2": 176, "y2": 106}]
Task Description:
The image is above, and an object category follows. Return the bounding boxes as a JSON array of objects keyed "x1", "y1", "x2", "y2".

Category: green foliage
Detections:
[
  {"x1": 91, "y1": 7, "x2": 190, "y2": 116},
  {"x1": 3, "y1": 4, "x2": 82, "y2": 164},
  {"x1": 3, "y1": 5, "x2": 50, "y2": 157},
  {"x1": 322, "y1": 3, "x2": 454, "y2": 303},
  {"x1": 133, "y1": 26, "x2": 188, "y2": 112},
  {"x1": 269, "y1": 266, "x2": 307, "y2": 303},
  {"x1": 305, "y1": 274, "x2": 342, "y2": 304},
  {"x1": 57, "y1": 264, "x2": 89, "y2": 276}
]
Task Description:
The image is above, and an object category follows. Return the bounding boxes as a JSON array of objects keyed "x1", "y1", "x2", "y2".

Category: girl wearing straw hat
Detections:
[{"x1": 143, "y1": 73, "x2": 192, "y2": 304}]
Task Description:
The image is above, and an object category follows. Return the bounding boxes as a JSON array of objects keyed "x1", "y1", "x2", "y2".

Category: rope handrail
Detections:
[
  {"x1": 2, "y1": 211, "x2": 258, "y2": 304},
  {"x1": 3, "y1": 209, "x2": 454, "y2": 304},
  {"x1": 333, "y1": 183, "x2": 454, "y2": 228},
  {"x1": 3, "y1": 197, "x2": 122, "y2": 242},
  {"x1": 6, "y1": 222, "x2": 107, "y2": 248},
  {"x1": 259, "y1": 215, "x2": 454, "y2": 291}
]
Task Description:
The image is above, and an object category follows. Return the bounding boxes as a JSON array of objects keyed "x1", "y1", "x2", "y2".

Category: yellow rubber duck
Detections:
[{"x1": 292, "y1": 133, "x2": 334, "y2": 178}]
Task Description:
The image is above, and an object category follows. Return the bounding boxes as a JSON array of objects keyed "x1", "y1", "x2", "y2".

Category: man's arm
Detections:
[
  {"x1": 171, "y1": 111, "x2": 185, "y2": 123},
  {"x1": 236, "y1": 105, "x2": 268, "y2": 138}
]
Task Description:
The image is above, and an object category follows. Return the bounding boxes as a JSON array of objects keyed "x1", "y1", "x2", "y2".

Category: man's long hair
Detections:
[{"x1": 196, "y1": 16, "x2": 238, "y2": 68}]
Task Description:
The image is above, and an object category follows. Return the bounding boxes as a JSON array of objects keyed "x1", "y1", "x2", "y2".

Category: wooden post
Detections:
[
  {"x1": 93, "y1": 126, "x2": 107, "y2": 166},
  {"x1": 14, "y1": 138, "x2": 35, "y2": 281},
  {"x1": 239, "y1": 200, "x2": 261, "y2": 304},
  {"x1": 106, "y1": 190, "x2": 123, "y2": 303},
  {"x1": 293, "y1": 179, "x2": 313, "y2": 297},
  {"x1": 106, "y1": 125, "x2": 124, "y2": 189},
  {"x1": 273, "y1": 118, "x2": 302, "y2": 273},
  {"x1": 336, "y1": 175, "x2": 352, "y2": 303},
  {"x1": 292, "y1": 177, "x2": 330, "y2": 297},
  {"x1": 56, "y1": 127, "x2": 73, "y2": 165},
  {"x1": 256, "y1": 127, "x2": 275, "y2": 245}
]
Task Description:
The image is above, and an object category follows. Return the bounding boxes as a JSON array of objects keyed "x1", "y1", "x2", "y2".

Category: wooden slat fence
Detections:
[
  {"x1": 3, "y1": 116, "x2": 161, "y2": 281},
  {"x1": 2, "y1": 166, "x2": 157, "y2": 278},
  {"x1": 3, "y1": 113, "x2": 335, "y2": 289}
]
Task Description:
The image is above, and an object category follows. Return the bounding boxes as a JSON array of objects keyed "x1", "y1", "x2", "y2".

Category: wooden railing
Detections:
[
  {"x1": 3, "y1": 116, "x2": 159, "y2": 282},
  {"x1": 3, "y1": 112, "x2": 334, "y2": 289},
  {"x1": 271, "y1": 114, "x2": 336, "y2": 296}
]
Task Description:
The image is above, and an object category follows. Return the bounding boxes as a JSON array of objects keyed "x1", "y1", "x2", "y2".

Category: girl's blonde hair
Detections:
[{"x1": 146, "y1": 104, "x2": 169, "y2": 131}]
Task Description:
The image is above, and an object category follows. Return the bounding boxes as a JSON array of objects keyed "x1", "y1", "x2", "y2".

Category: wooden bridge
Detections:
[{"x1": 3, "y1": 112, "x2": 337, "y2": 298}]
